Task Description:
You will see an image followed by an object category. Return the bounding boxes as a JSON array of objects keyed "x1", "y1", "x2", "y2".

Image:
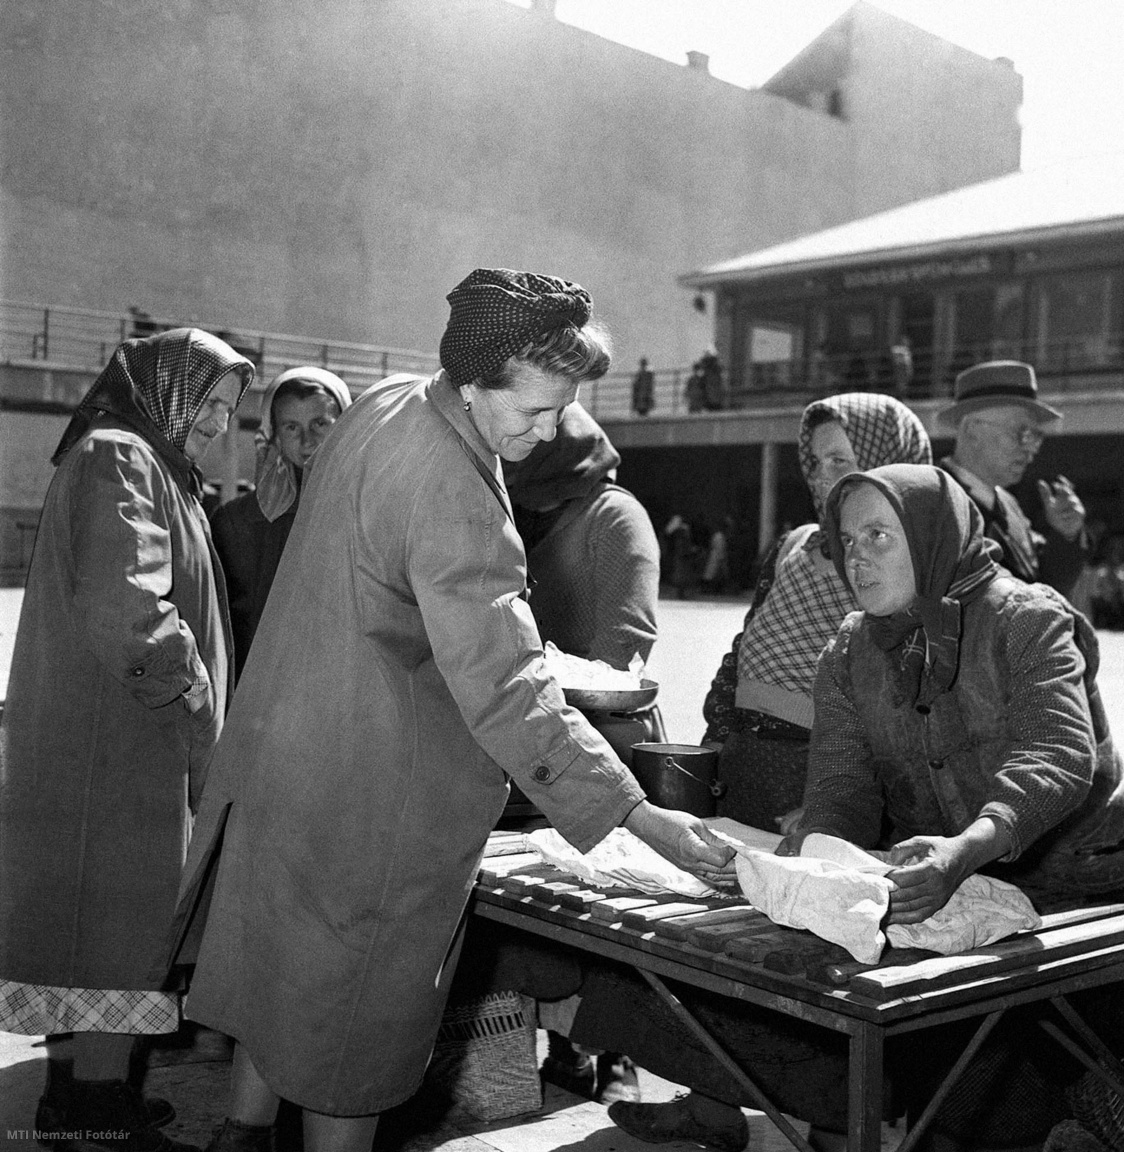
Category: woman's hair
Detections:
[
  {"x1": 474, "y1": 321, "x2": 613, "y2": 391},
  {"x1": 269, "y1": 379, "x2": 342, "y2": 436},
  {"x1": 804, "y1": 408, "x2": 842, "y2": 435}
]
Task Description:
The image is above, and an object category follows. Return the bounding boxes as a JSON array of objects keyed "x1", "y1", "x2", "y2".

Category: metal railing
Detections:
[
  {"x1": 0, "y1": 300, "x2": 440, "y2": 393},
  {"x1": 6, "y1": 298, "x2": 1124, "y2": 422}
]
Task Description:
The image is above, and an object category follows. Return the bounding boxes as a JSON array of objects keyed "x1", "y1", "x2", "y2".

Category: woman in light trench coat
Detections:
[{"x1": 173, "y1": 269, "x2": 732, "y2": 1152}]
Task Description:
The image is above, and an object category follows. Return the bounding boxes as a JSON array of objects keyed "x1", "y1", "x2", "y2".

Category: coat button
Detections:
[
  {"x1": 915, "y1": 704, "x2": 930, "y2": 715},
  {"x1": 928, "y1": 759, "x2": 942, "y2": 770},
  {"x1": 130, "y1": 666, "x2": 145, "y2": 678},
  {"x1": 532, "y1": 766, "x2": 550, "y2": 782}
]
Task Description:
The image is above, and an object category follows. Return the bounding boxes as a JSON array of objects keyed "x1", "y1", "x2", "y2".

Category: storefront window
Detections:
[
  {"x1": 732, "y1": 300, "x2": 804, "y2": 397},
  {"x1": 1036, "y1": 270, "x2": 1117, "y2": 370}
]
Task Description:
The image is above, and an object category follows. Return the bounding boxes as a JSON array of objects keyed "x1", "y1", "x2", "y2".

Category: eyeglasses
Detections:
[{"x1": 970, "y1": 419, "x2": 1046, "y2": 451}]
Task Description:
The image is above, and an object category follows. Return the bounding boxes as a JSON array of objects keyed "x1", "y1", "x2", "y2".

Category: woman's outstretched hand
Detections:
[{"x1": 623, "y1": 800, "x2": 736, "y2": 887}]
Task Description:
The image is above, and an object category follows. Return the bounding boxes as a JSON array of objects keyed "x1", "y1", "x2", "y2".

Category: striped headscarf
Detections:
[
  {"x1": 825, "y1": 463, "x2": 1002, "y2": 709},
  {"x1": 52, "y1": 328, "x2": 255, "y2": 478},
  {"x1": 439, "y1": 268, "x2": 593, "y2": 388}
]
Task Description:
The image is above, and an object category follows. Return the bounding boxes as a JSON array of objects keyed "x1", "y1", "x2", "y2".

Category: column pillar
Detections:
[{"x1": 758, "y1": 441, "x2": 778, "y2": 556}]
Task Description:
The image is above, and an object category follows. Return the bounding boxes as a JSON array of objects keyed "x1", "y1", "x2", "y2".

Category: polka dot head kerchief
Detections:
[{"x1": 439, "y1": 268, "x2": 593, "y2": 388}]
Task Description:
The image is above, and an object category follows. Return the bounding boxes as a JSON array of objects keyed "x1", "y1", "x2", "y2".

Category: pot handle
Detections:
[{"x1": 663, "y1": 756, "x2": 725, "y2": 798}]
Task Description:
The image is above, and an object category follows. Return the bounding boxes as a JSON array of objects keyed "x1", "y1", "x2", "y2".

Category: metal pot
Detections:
[{"x1": 629, "y1": 742, "x2": 725, "y2": 817}]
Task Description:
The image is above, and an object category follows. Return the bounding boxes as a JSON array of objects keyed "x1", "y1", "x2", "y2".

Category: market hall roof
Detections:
[{"x1": 681, "y1": 153, "x2": 1124, "y2": 289}]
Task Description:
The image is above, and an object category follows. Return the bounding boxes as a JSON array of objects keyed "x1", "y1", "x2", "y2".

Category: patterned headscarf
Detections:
[
  {"x1": 439, "y1": 268, "x2": 593, "y2": 388},
  {"x1": 798, "y1": 393, "x2": 932, "y2": 521},
  {"x1": 253, "y1": 366, "x2": 352, "y2": 522},
  {"x1": 52, "y1": 328, "x2": 255, "y2": 487},
  {"x1": 825, "y1": 463, "x2": 1002, "y2": 709}
]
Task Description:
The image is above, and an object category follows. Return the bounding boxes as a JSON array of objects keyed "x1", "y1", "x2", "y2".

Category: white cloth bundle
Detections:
[{"x1": 729, "y1": 829, "x2": 1041, "y2": 964}]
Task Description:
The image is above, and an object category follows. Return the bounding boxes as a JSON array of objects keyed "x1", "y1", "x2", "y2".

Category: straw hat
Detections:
[{"x1": 938, "y1": 360, "x2": 1062, "y2": 429}]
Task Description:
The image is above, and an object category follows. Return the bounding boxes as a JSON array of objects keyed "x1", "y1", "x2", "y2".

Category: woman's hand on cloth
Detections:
[
  {"x1": 886, "y1": 816, "x2": 1012, "y2": 924},
  {"x1": 622, "y1": 800, "x2": 736, "y2": 885},
  {"x1": 774, "y1": 806, "x2": 804, "y2": 836}
]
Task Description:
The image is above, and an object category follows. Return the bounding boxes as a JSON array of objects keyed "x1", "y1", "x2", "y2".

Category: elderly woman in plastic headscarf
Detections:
[
  {"x1": 210, "y1": 366, "x2": 351, "y2": 677},
  {"x1": 0, "y1": 328, "x2": 253, "y2": 1152},
  {"x1": 700, "y1": 393, "x2": 932, "y2": 834},
  {"x1": 171, "y1": 269, "x2": 732, "y2": 1152}
]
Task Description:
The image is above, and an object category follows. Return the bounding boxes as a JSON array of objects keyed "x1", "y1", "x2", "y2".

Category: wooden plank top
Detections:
[{"x1": 473, "y1": 833, "x2": 1124, "y2": 1024}]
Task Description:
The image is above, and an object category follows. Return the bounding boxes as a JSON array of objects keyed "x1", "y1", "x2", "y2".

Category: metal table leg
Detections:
[{"x1": 637, "y1": 967, "x2": 816, "y2": 1152}]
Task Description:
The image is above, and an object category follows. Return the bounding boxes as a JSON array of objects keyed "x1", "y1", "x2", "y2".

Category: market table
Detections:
[{"x1": 470, "y1": 831, "x2": 1124, "y2": 1152}]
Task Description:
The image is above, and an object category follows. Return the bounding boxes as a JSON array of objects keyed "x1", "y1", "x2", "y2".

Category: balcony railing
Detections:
[
  {"x1": 6, "y1": 299, "x2": 1123, "y2": 424},
  {"x1": 0, "y1": 300, "x2": 440, "y2": 392}
]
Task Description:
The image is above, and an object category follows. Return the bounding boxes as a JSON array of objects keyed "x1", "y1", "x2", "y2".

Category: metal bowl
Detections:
[{"x1": 563, "y1": 678, "x2": 659, "y2": 713}]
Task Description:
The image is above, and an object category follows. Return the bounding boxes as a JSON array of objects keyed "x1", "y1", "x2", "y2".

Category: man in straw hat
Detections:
[{"x1": 938, "y1": 359, "x2": 1088, "y2": 598}]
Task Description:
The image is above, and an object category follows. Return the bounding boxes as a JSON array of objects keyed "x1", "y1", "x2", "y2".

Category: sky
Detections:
[{"x1": 504, "y1": 0, "x2": 1124, "y2": 172}]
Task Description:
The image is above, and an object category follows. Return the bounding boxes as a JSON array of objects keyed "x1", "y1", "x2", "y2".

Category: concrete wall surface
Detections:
[{"x1": 2, "y1": 0, "x2": 1021, "y2": 373}]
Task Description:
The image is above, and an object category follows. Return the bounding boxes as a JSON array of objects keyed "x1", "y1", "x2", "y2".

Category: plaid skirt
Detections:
[{"x1": 0, "y1": 979, "x2": 179, "y2": 1035}]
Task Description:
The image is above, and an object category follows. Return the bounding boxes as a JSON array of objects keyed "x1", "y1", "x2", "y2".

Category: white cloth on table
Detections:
[
  {"x1": 524, "y1": 827, "x2": 718, "y2": 897},
  {"x1": 730, "y1": 831, "x2": 1041, "y2": 964}
]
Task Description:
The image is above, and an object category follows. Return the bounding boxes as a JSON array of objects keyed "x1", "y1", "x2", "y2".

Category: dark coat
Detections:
[
  {"x1": 209, "y1": 489, "x2": 296, "y2": 678},
  {"x1": 941, "y1": 460, "x2": 1089, "y2": 598},
  {"x1": 804, "y1": 577, "x2": 1124, "y2": 903},
  {"x1": 174, "y1": 374, "x2": 643, "y2": 1115},
  {"x1": 0, "y1": 416, "x2": 233, "y2": 989}
]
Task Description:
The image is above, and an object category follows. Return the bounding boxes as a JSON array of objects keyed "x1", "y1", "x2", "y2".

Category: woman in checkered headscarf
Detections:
[
  {"x1": 701, "y1": 392, "x2": 932, "y2": 833},
  {"x1": 597, "y1": 393, "x2": 933, "y2": 1152},
  {"x1": 0, "y1": 328, "x2": 253, "y2": 1151},
  {"x1": 173, "y1": 269, "x2": 732, "y2": 1152}
]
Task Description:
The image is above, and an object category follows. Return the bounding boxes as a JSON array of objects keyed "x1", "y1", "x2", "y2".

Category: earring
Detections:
[{"x1": 463, "y1": 399, "x2": 472, "y2": 412}]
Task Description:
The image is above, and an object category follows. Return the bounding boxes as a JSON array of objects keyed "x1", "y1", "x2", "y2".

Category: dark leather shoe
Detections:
[
  {"x1": 608, "y1": 1095, "x2": 748, "y2": 1152},
  {"x1": 37, "y1": 1093, "x2": 176, "y2": 1138},
  {"x1": 39, "y1": 1079, "x2": 197, "y2": 1152}
]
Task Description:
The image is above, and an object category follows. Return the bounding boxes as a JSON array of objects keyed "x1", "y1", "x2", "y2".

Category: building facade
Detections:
[
  {"x1": 1, "y1": 0, "x2": 1024, "y2": 577},
  {"x1": 604, "y1": 157, "x2": 1124, "y2": 574}
]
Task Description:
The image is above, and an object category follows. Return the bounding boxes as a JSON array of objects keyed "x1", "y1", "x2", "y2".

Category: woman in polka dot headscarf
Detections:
[{"x1": 173, "y1": 269, "x2": 733, "y2": 1152}]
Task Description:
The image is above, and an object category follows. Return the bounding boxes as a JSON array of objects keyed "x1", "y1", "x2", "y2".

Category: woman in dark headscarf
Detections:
[
  {"x1": 172, "y1": 269, "x2": 731, "y2": 1152},
  {"x1": 789, "y1": 462, "x2": 1124, "y2": 915},
  {"x1": 0, "y1": 328, "x2": 254, "y2": 1152},
  {"x1": 776, "y1": 463, "x2": 1124, "y2": 1150},
  {"x1": 504, "y1": 400, "x2": 659, "y2": 673},
  {"x1": 210, "y1": 366, "x2": 351, "y2": 677}
]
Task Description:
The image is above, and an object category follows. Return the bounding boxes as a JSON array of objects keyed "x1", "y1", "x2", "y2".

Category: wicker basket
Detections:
[
  {"x1": 425, "y1": 991, "x2": 542, "y2": 1122},
  {"x1": 1067, "y1": 1071, "x2": 1124, "y2": 1152}
]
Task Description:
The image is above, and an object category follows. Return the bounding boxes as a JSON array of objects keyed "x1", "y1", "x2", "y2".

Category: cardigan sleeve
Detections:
[
  {"x1": 69, "y1": 435, "x2": 209, "y2": 711},
  {"x1": 799, "y1": 624, "x2": 885, "y2": 847},
  {"x1": 977, "y1": 594, "x2": 1097, "y2": 860}
]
